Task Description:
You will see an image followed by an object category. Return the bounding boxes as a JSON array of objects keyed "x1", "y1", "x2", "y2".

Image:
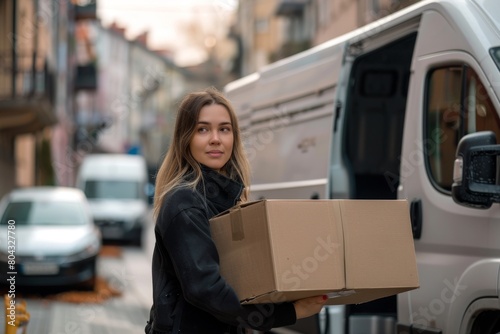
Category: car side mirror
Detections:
[{"x1": 452, "y1": 131, "x2": 500, "y2": 209}]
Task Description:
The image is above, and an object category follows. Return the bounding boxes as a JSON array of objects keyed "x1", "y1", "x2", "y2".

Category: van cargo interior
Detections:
[{"x1": 345, "y1": 33, "x2": 417, "y2": 200}]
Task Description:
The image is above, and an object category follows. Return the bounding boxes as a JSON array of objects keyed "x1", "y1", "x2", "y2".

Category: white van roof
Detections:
[{"x1": 78, "y1": 154, "x2": 147, "y2": 181}]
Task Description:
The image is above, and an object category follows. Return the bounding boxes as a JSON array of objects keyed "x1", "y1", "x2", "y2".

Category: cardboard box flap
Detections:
[
  {"x1": 265, "y1": 201, "x2": 345, "y2": 292},
  {"x1": 242, "y1": 287, "x2": 415, "y2": 306},
  {"x1": 242, "y1": 288, "x2": 348, "y2": 305},
  {"x1": 340, "y1": 200, "x2": 419, "y2": 289},
  {"x1": 326, "y1": 287, "x2": 414, "y2": 305},
  {"x1": 240, "y1": 290, "x2": 280, "y2": 304},
  {"x1": 211, "y1": 200, "x2": 264, "y2": 220}
]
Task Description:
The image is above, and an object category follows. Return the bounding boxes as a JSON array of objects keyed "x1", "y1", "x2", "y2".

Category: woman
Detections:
[{"x1": 146, "y1": 87, "x2": 326, "y2": 333}]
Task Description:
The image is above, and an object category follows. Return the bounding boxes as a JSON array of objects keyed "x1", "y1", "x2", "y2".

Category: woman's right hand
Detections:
[{"x1": 293, "y1": 295, "x2": 328, "y2": 319}]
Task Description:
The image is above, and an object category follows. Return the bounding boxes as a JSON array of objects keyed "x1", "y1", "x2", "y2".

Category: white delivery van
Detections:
[
  {"x1": 224, "y1": 0, "x2": 500, "y2": 333},
  {"x1": 76, "y1": 154, "x2": 149, "y2": 246}
]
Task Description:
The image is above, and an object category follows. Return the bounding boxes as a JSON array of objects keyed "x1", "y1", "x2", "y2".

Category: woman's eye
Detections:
[
  {"x1": 198, "y1": 127, "x2": 208, "y2": 133},
  {"x1": 221, "y1": 127, "x2": 231, "y2": 132}
]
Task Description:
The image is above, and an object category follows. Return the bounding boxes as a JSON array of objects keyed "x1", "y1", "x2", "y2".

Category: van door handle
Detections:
[{"x1": 410, "y1": 199, "x2": 422, "y2": 239}]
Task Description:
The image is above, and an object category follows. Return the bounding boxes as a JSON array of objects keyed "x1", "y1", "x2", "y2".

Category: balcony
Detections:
[
  {"x1": 75, "y1": 2, "x2": 97, "y2": 20},
  {"x1": 0, "y1": 54, "x2": 57, "y2": 136},
  {"x1": 75, "y1": 64, "x2": 97, "y2": 90},
  {"x1": 276, "y1": 0, "x2": 309, "y2": 16}
]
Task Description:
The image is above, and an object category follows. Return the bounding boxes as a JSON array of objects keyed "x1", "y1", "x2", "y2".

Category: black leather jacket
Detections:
[{"x1": 148, "y1": 166, "x2": 296, "y2": 333}]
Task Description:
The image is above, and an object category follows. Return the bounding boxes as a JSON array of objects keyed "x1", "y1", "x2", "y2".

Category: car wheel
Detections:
[
  {"x1": 80, "y1": 259, "x2": 97, "y2": 291},
  {"x1": 132, "y1": 228, "x2": 143, "y2": 247}
]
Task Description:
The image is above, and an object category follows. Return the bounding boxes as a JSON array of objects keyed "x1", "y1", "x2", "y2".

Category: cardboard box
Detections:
[{"x1": 209, "y1": 200, "x2": 419, "y2": 305}]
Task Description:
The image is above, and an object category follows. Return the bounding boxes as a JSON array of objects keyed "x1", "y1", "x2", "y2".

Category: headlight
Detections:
[{"x1": 64, "y1": 239, "x2": 101, "y2": 262}]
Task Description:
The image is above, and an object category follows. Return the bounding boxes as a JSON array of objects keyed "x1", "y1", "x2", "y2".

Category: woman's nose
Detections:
[{"x1": 209, "y1": 131, "x2": 220, "y2": 144}]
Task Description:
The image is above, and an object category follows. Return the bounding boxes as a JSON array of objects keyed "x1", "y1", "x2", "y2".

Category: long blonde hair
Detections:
[{"x1": 153, "y1": 87, "x2": 250, "y2": 219}]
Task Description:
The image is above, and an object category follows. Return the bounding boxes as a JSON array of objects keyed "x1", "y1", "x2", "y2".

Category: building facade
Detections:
[
  {"x1": 75, "y1": 22, "x2": 202, "y2": 176},
  {"x1": 0, "y1": 0, "x2": 72, "y2": 197},
  {"x1": 0, "y1": 0, "x2": 254, "y2": 199},
  {"x1": 234, "y1": 0, "x2": 421, "y2": 76}
]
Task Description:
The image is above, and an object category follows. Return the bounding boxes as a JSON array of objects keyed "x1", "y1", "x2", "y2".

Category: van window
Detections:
[
  {"x1": 84, "y1": 180, "x2": 140, "y2": 199},
  {"x1": 425, "y1": 65, "x2": 500, "y2": 192}
]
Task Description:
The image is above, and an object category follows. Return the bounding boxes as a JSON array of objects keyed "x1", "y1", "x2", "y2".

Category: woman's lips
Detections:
[{"x1": 207, "y1": 151, "x2": 223, "y2": 157}]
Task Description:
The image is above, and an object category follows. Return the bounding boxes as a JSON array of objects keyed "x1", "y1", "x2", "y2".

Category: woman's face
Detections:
[{"x1": 190, "y1": 103, "x2": 234, "y2": 171}]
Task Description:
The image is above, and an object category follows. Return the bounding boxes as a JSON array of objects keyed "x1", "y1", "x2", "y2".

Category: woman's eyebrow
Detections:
[{"x1": 197, "y1": 121, "x2": 232, "y2": 126}]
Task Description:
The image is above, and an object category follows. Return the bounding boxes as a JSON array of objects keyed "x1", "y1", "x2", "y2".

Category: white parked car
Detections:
[{"x1": 0, "y1": 186, "x2": 101, "y2": 290}]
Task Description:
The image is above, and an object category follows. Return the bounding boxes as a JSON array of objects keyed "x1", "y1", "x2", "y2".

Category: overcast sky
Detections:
[{"x1": 97, "y1": 0, "x2": 237, "y2": 65}]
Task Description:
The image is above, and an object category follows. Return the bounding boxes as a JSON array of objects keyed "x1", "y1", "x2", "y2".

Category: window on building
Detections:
[
  {"x1": 425, "y1": 65, "x2": 500, "y2": 192},
  {"x1": 370, "y1": 0, "x2": 380, "y2": 15}
]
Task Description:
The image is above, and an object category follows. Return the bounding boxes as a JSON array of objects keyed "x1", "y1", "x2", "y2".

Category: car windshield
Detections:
[
  {"x1": 1, "y1": 201, "x2": 87, "y2": 226},
  {"x1": 84, "y1": 180, "x2": 140, "y2": 199}
]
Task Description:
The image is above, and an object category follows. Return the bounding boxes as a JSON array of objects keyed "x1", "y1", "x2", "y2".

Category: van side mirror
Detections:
[{"x1": 452, "y1": 131, "x2": 500, "y2": 209}]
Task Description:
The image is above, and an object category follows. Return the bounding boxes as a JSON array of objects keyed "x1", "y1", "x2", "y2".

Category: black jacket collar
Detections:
[{"x1": 196, "y1": 164, "x2": 243, "y2": 213}]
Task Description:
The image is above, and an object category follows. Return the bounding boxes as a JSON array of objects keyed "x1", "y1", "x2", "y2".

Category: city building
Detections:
[
  {"x1": 73, "y1": 21, "x2": 206, "y2": 177},
  {"x1": 233, "y1": 0, "x2": 421, "y2": 76},
  {"x1": 0, "y1": 0, "x2": 75, "y2": 197}
]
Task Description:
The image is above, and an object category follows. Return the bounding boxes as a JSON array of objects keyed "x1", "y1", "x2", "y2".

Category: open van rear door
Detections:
[
  {"x1": 328, "y1": 16, "x2": 420, "y2": 201},
  {"x1": 327, "y1": 43, "x2": 354, "y2": 200}
]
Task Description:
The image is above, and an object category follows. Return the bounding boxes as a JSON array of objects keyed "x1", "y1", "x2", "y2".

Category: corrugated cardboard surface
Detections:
[
  {"x1": 210, "y1": 202, "x2": 276, "y2": 300},
  {"x1": 209, "y1": 200, "x2": 419, "y2": 305}
]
